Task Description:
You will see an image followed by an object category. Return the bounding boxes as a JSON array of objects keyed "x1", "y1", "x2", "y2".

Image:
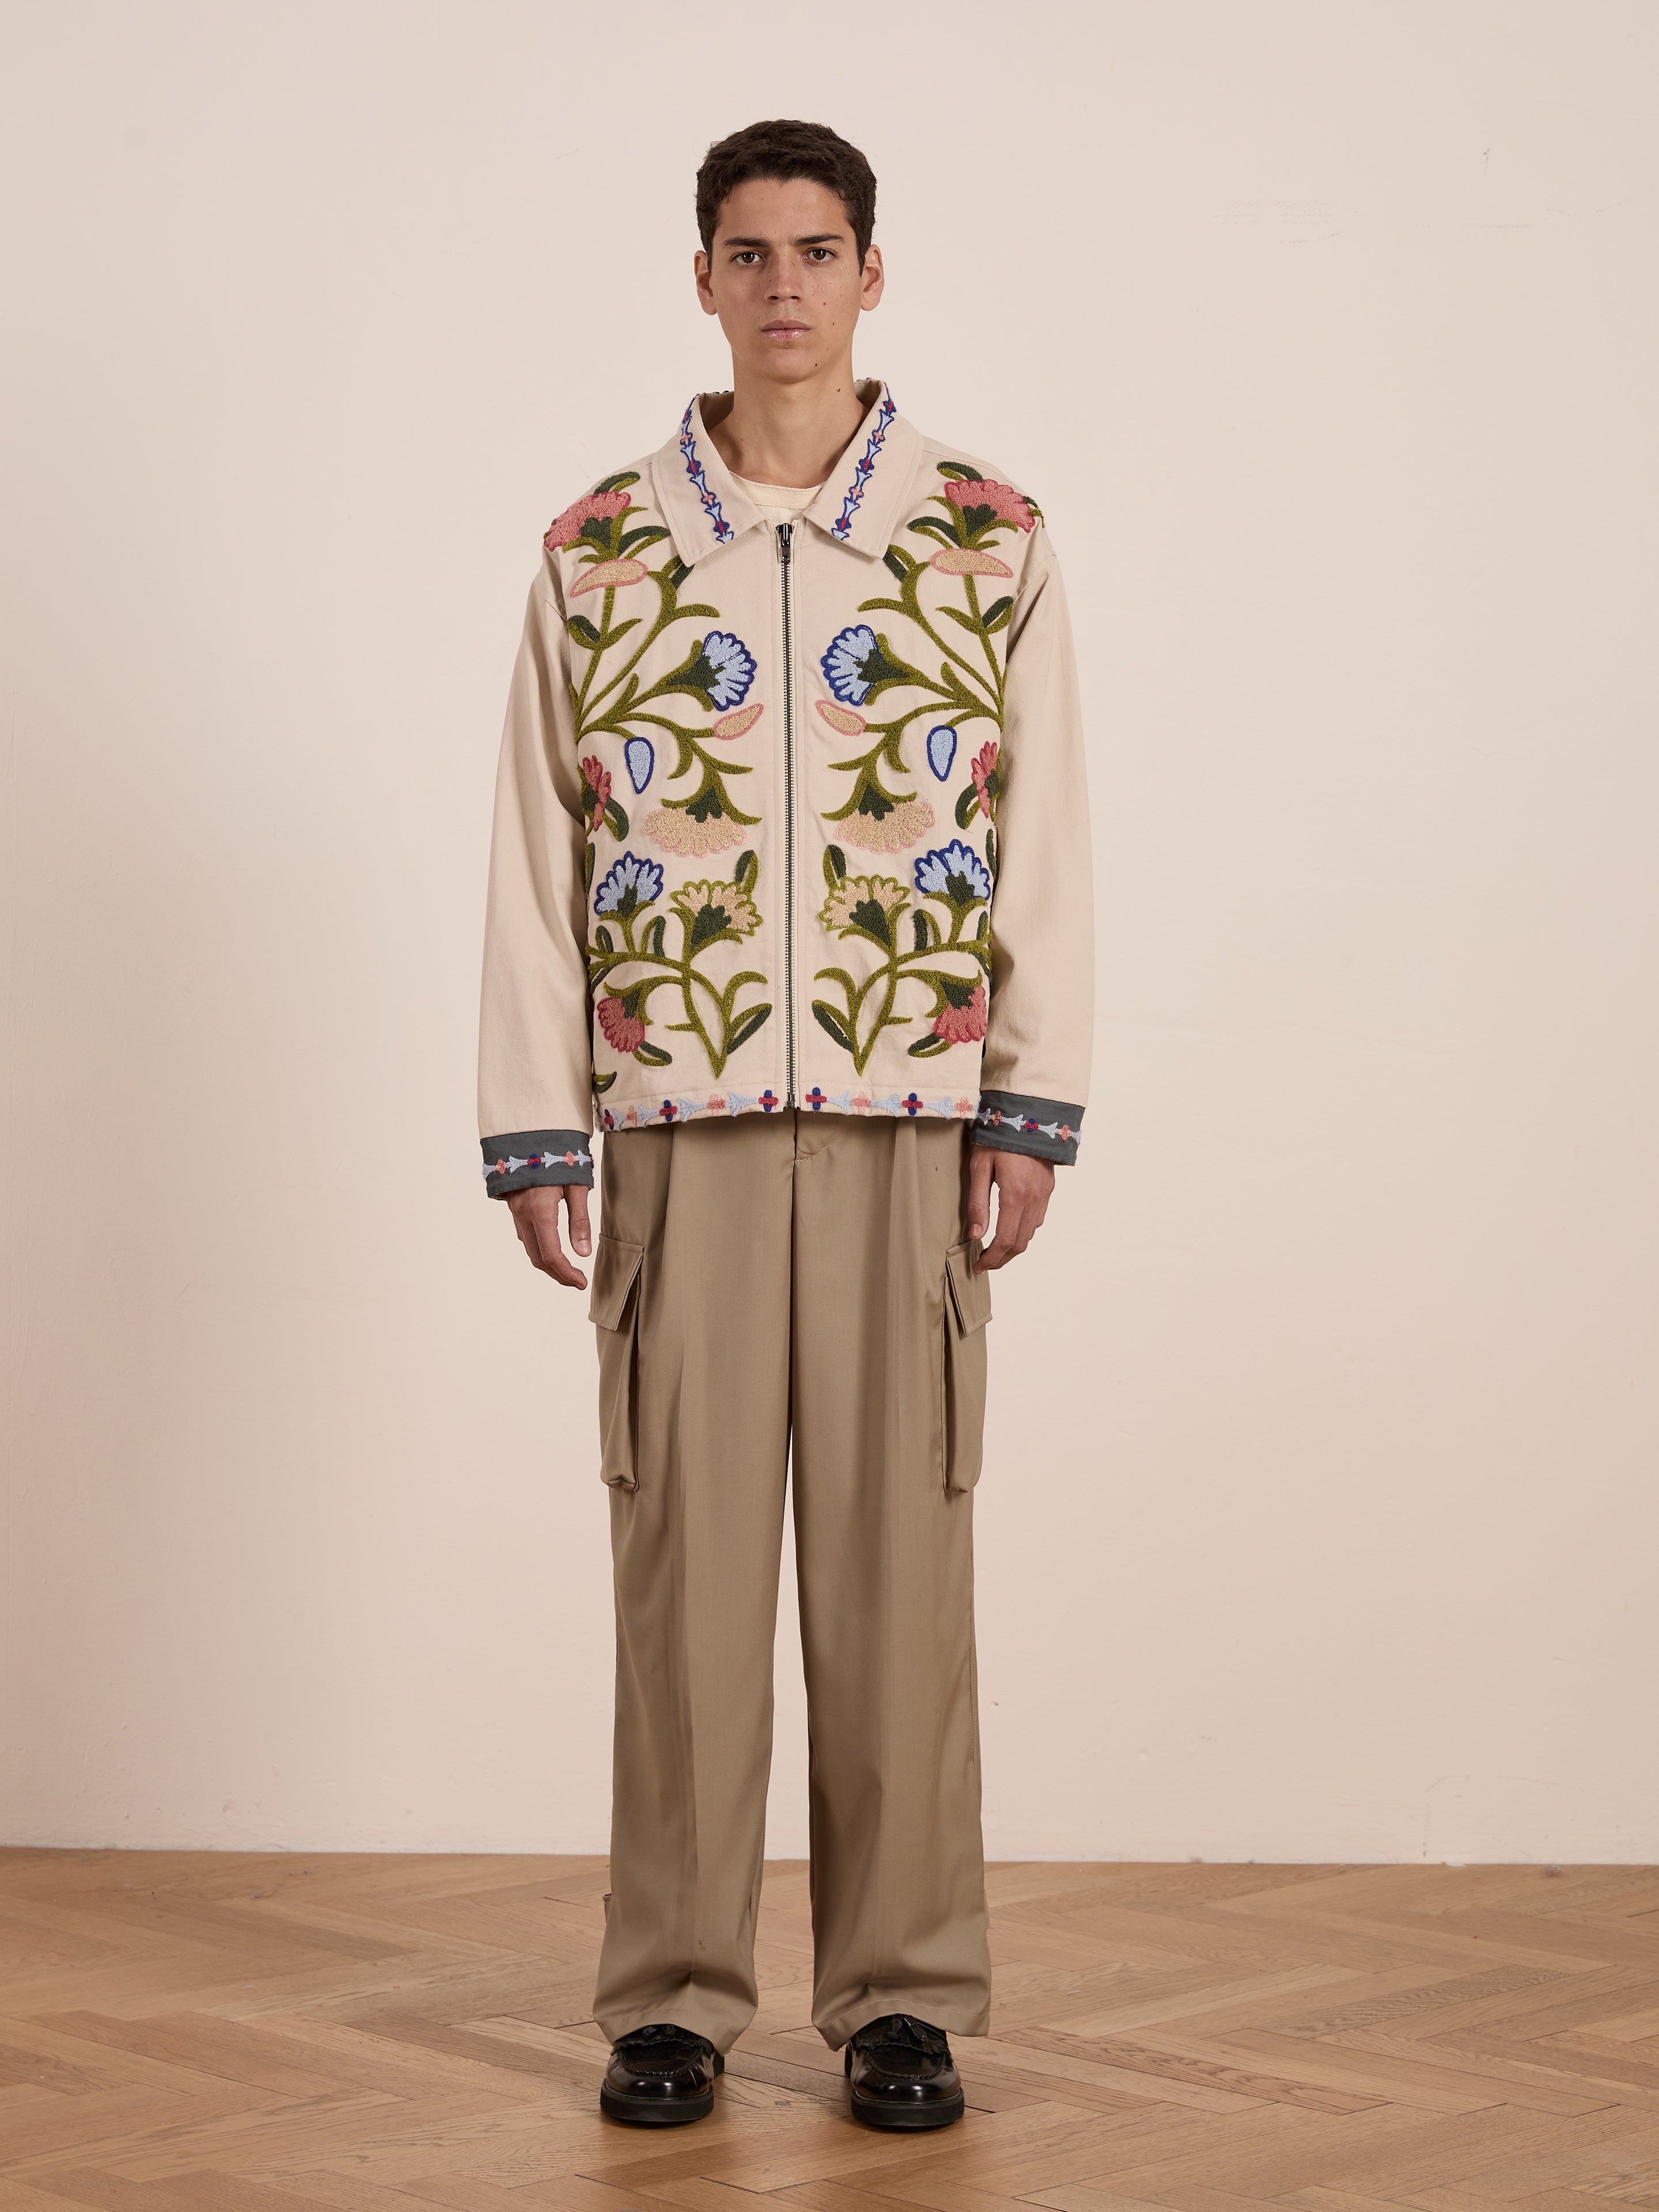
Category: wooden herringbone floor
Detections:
[{"x1": 4, "y1": 1855, "x2": 1659, "y2": 2207}]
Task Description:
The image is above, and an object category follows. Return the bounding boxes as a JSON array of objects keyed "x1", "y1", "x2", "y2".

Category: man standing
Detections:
[{"x1": 478, "y1": 120, "x2": 1092, "y2": 2131}]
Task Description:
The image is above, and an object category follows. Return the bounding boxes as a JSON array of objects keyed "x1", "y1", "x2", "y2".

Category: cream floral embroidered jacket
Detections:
[{"x1": 478, "y1": 380, "x2": 1093, "y2": 1194}]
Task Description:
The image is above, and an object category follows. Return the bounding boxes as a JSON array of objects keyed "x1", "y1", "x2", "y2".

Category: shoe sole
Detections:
[
  {"x1": 848, "y1": 2086, "x2": 965, "y2": 2129},
  {"x1": 599, "y1": 2051, "x2": 722, "y2": 2126}
]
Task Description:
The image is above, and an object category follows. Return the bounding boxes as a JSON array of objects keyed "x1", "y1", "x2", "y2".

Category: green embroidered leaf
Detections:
[
  {"x1": 594, "y1": 924, "x2": 615, "y2": 952},
  {"x1": 975, "y1": 909, "x2": 990, "y2": 937},
  {"x1": 986, "y1": 825, "x2": 999, "y2": 881},
  {"x1": 953, "y1": 784, "x2": 980, "y2": 829},
  {"x1": 634, "y1": 1039, "x2": 673, "y2": 1066},
  {"x1": 908, "y1": 1033, "x2": 952, "y2": 1057},
  {"x1": 936, "y1": 462, "x2": 984, "y2": 482},
  {"x1": 664, "y1": 557, "x2": 690, "y2": 592},
  {"x1": 908, "y1": 515, "x2": 961, "y2": 548},
  {"x1": 939, "y1": 605, "x2": 987, "y2": 636},
  {"x1": 824, "y1": 844, "x2": 847, "y2": 887},
  {"x1": 604, "y1": 797, "x2": 630, "y2": 838},
  {"x1": 911, "y1": 909, "x2": 931, "y2": 954},
  {"x1": 584, "y1": 842, "x2": 596, "y2": 892},
  {"x1": 577, "y1": 517, "x2": 615, "y2": 551},
  {"x1": 734, "y1": 849, "x2": 759, "y2": 895},
  {"x1": 725, "y1": 1003, "x2": 772, "y2": 1056},
  {"x1": 882, "y1": 545, "x2": 919, "y2": 582},
  {"x1": 594, "y1": 471, "x2": 641, "y2": 494},
  {"x1": 592, "y1": 1068, "x2": 618, "y2": 1093},
  {"x1": 567, "y1": 614, "x2": 603, "y2": 648},
  {"x1": 812, "y1": 1001, "x2": 855, "y2": 1055},
  {"x1": 619, "y1": 524, "x2": 670, "y2": 555},
  {"x1": 645, "y1": 914, "x2": 666, "y2": 959},
  {"x1": 981, "y1": 596, "x2": 1013, "y2": 632}
]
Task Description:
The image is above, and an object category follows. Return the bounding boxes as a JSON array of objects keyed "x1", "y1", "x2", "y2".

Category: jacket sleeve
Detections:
[
  {"x1": 974, "y1": 525, "x2": 1094, "y2": 1167},
  {"x1": 477, "y1": 554, "x2": 596, "y2": 1196}
]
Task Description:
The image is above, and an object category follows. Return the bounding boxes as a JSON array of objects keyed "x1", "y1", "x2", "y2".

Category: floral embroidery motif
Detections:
[
  {"x1": 811, "y1": 461, "x2": 1033, "y2": 877},
  {"x1": 558, "y1": 471, "x2": 765, "y2": 882},
  {"x1": 975, "y1": 1103, "x2": 1075, "y2": 1147},
  {"x1": 679, "y1": 401, "x2": 734, "y2": 544},
  {"x1": 579, "y1": 754, "x2": 627, "y2": 839},
  {"x1": 964, "y1": 738, "x2": 1001, "y2": 825},
  {"x1": 830, "y1": 391, "x2": 897, "y2": 539},
  {"x1": 588, "y1": 848, "x2": 770, "y2": 1077},
  {"x1": 810, "y1": 838, "x2": 993, "y2": 1073},
  {"x1": 482, "y1": 1144, "x2": 594, "y2": 1182},
  {"x1": 599, "y1": 1088, "x2": 977, "y2": 1132}
]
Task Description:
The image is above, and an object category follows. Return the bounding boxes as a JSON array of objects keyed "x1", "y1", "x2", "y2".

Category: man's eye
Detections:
[{"x1": 808, "y1": 248, "x2": 832, "y2": 261}]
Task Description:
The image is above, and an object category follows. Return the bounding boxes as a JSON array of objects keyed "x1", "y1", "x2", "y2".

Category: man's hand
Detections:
[
  {"x1": 967, "y1": 1146, "x2": 1055, "y2": 1272},
  {"x1": 505, "y1": 1183, "x2": 592, "y2": 1290}
]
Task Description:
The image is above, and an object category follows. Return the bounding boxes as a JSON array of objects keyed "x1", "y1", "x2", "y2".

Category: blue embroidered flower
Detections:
[
  {"x1": 697, "y1": 630, "x2": 757, "y2": 709},
  {"x1": 914, "y1": 840, "x2": 993, "y2": 906},
  {"x1": 821, "y1": 625, "x2": 880, "y2": 704},
  {"x1": 594, "y1": 852, "x2": 664, "y2": 917},
  {"x1": 819, "y1": 625, "x2": 918, "y2": 706}
]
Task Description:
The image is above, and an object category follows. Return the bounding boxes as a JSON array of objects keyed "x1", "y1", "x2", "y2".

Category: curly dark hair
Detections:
[{"x1": 695, "y1": 119, "x2": 877, "y2": 267}]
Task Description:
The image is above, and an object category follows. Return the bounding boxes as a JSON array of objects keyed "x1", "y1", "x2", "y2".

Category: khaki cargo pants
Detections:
[{"x1": 585, "y1": 1109, "x2": 993, "y2": 2054}]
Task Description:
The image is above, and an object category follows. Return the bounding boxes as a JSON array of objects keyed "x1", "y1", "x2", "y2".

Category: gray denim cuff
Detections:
[
  {"x1": 971, "y1": 1090, "x2": 1085, "y2": 1167},
  {"x1": 480, "y1": 1129, "x2": 594, "y2": 1196}
]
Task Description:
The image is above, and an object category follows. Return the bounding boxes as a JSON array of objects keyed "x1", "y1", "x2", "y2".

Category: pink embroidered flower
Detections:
[
  {"x1": 597, "y1": 995, "x2": 646, "y2": 1056},
  {"x1": 643, "y1": 806, "x2": 745, "y2": 855},
  {"x1": 570, "y1": 557, "x2": 647, "y2": 595},
  {"x1": 933, "y1": 985, "x2": 987, "y2": 1045},
  {"x1": 944, "y1": 478, "x2": 1036, "y2": 532},
  {"x1": 706, "y1": 1094, "x2": 728, "y2": 1115},
  {"x1": 929, "y1": 547, "x2": 1013, "y2": 576},
  {"x1": 836, "y1": 797, "x2": 935, "y2": 853},
  {"x1": 544, "y1": 488, "x2": 631, "y2": 551},
  {"x1": 970, "y1": 740, "x2": 999, "y2": 819},
  {"x1": 851, "y1": 1092, "x2": 873, "y2": 1113},
  {"x1": 815, "y1": 699, "x2": 866, "y2": 736},
  {"x1": 580, "y1": 755, "x2": 612, "y2": 816},
  {"x1": 711, "y1": 703, "x2": 764, "y2": 740}
]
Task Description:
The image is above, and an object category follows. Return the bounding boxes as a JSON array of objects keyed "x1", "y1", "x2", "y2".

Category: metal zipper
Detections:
[{"x1": 778, "y1": 521, "x2": 797, "y2": 1106}]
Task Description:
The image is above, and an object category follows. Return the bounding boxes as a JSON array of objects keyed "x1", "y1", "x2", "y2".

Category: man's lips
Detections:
[{"x1": 762, "y1": 322, "x2": 809, "y2": 336}]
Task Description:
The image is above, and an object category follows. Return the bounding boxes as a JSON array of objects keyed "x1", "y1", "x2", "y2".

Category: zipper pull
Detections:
[{"x1": 778, "y1": 521, "x2": 793, "y2": 564}]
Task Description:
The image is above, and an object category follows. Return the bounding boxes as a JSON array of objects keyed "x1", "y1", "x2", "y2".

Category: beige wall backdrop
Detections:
[{"x1": 3, "y1": 1, "x2": 1656, "y2": 1861}]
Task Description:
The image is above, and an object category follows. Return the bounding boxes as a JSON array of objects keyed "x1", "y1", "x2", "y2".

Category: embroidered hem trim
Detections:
[
  {"x1": 679, "y1": 401, "x2": 734, "y2": 545},
  {"x1": 830, "y1": 391, "x2": 898, "y2": 540},
  {"x1": 971, "y1": 1089, "x2": 1085, "y2": 1166},
  {"x1": 599, "y1": 1084, "x2": 978, "y2": 1132},
  {"x1": 481, "y1": 1130, "x2": 596, "y2": 1194}
]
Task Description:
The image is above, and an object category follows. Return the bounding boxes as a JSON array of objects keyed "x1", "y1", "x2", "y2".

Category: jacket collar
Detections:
[{"x1": 650, "y1": 380, "x2": 922, "y2": 569}]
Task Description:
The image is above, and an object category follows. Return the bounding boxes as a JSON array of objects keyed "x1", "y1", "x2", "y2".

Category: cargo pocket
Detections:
[
  {"x1": 588, "y1": 1233, "x2": 645, "y2": 1490},
  {"x1": 942, "y1": 1238, "x2": 993, "y2": 1493}
]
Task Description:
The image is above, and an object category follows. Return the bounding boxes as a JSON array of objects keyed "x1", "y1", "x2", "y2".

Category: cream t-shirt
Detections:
[{"x1": 733, "y1": 475, "x2": 824, "y2": 525}]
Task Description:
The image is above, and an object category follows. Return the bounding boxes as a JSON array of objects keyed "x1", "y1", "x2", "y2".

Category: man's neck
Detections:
[{"x1": 702, "y1": 368, "x2": 870, "y2": 489}]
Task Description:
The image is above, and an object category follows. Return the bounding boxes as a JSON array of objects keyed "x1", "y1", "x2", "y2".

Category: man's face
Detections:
[{"x1": 695, "y1": 175, "x2": 883, "y2": 385}]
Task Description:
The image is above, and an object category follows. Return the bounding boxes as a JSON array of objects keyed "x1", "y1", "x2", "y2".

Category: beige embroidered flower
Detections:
[
  {"x1": 711, "y1": 704, "x2": 764, "y2": 740},
  {"x1": 836, "y1": 797, "x2": 935, "y2": 852},
  {"x1": 643, "y1": 807, "x2": 745, "y2": 855},
  {"x1": 820, "y1": 874, "x2": 908, "y2": 935},
  {"x1": 929, "y1": 548, "x2": 1013, "y2": 577},
  {"x1": 571, "y1": 557, "x2": 648, "y2": 595},
  {"x1": 671, "y1": 879, "x2": 760, "y2": 939}
]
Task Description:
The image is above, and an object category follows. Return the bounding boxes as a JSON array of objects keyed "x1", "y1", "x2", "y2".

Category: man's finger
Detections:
[
  {"x1": 967, "y1": 1147, "x2": 995, "y2": 1243},
  {"x1": 565, "y1": 1183, "x2": 593, "y2": 1258},
  {"x1": 978, "y1": 1190, "x2": 1030, "y2": 1271}
]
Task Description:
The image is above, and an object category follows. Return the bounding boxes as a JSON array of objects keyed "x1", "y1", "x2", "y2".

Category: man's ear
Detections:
[
  {"x1": 860, "y1": 245, "x2": 885, "y2": 311},
  {"x1": 694, "y1": 248, "x2": 718, "y2": 316}
]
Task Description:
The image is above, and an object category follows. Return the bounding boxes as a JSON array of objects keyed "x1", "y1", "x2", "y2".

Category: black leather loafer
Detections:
[
  {"x1": 599, "y1": 2022, "x2": 724, "y2": 2124},
  {"x1": 844, "y1": 2012, "x2": 965, "y2": 2129}
]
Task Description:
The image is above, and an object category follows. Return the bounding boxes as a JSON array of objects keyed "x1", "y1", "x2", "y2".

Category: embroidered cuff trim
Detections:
[
  {"x1": 480, "y1": 1130, "x2": 594, "y2": 1196},
  {"x1": 971, "y1": 1090, "x2": 1085, "y2": 1167}
]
